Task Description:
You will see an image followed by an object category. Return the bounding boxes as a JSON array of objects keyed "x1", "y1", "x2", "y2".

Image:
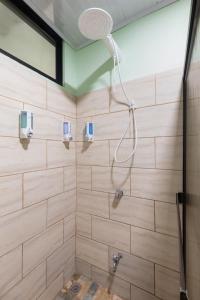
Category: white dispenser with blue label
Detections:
[
  {"x1": 63, "y1": 121, "x2": 73, "y2": 141},
  {"x1": 19, "y1": 111, "x2": 33, "y2": 139},
  {"x1": 85, "y1": 122, "x2": 94, "y2": 142}
]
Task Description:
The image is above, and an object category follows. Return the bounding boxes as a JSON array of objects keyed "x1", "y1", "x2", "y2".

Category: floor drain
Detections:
[{"x1": 69, "y1": 282, "x2": 81, "y2": 294}]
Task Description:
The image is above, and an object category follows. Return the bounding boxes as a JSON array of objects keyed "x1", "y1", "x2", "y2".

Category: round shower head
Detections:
[{"x1": 78, "y1": 8, "x2": 113, "y2": 40}]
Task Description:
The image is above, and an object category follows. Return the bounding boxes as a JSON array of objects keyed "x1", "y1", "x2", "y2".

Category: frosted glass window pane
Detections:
[{"x1": 0, "y1": 1, "x2": 56, "y2": 79}]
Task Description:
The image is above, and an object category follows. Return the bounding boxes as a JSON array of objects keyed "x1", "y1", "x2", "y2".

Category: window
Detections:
[{"x1": 0, "y1": 0, "x2": 63, "y2": 84}]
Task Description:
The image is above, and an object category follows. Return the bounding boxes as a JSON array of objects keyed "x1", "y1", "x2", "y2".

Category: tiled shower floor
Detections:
[{"x1": 56, "y1": 275, "x2": 124, "y2": 300}]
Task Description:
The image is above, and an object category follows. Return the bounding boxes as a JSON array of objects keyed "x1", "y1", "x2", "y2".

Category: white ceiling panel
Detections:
[{"x1": 23, "y1": 0, "x2": 178, "y2": 49}]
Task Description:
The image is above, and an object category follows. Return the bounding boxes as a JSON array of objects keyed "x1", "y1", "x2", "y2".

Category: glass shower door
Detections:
[{"x1": 184, "y1": 1, "x2": 200, "y2": 299}]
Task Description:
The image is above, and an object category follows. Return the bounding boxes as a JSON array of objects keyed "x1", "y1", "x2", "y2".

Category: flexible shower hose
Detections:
[{"x1": 110, "y1": 35, "x2": 137, "y2": 163}]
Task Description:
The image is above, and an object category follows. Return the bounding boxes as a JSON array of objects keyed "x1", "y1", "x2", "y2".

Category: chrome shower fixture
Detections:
[
  {"x1": 115, "y1": 189, "x2": 124, "y2": 200},
  {"x1": 112, "y1": 253, "x2": 123, "y2": 273}
]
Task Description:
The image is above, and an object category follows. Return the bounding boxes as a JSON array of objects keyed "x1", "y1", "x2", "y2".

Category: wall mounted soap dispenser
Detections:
[
  {"x1": 85, "y1": 122, "x2": 94, "y2": 142},
  {"x1": 63, "y1": 121, "x2": 73, "y2": 142},
  {"x1": 19, "y1": 111, "x2": 33, "y2": 139}
]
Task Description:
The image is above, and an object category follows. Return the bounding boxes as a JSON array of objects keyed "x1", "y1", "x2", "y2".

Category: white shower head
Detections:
[
  {"x1": 78, "y1": 8, "x2": 122, "y2": 62},
  {"x1": 78, "y1": 8, "x2": 113, "y2": 40},
  {"x1": 79, "y1": 9, "x2": 135, "y2": 164}
]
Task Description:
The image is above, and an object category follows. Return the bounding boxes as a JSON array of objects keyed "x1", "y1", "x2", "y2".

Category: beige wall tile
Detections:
[
  {"x1": 75, "y1": 257, "x2": 92, "y2": 278},
  {"x1": 64, "y1": 166, "x2": 76, "y2": 191},
  {"x1": 0, "y1": 138, "x2": 46, "y2": 176},
  {"x1": 47, "y1": 81, "x2": 76, "y2": 117},
  {"x1": 136, "y1": 102, "x2": 182, "y2": 137},
  {"x1": 64, "y1": 213, "x2": 75, "y2": 241},
  {"x1": 131, "y1": 227, "x2": 179, "y2": 271},
  {"x1": 24, "y1": 168, "x2": 64, "y2": 207},
  {"x1": 186, "y1": 274, "x2": 200, "y2": 300},
  {"x1": 0, "y1": 174, "x2": 22, "y2": 217},
  {"x1": 131, "y1": 168, "x2": 181, "y2": 203},
  {"x1": 1, "y1": 262, "x2": 46, "y2": 300},
  {"x1": 109, "y1": 248, "x2": 154, "y2": 293},
  {"x1": 156, "y1": 136, "x2": 183, "y2": 170},
  {"x1": 64, "y1": 255, "x2": 75, "y2": 283},
  {"x1": 156, "y1": 70, "x2": 182, "y2": 104},
  {"x1": 47, "y1": 140, "x2": 75, "y2": 168},
  {"x1": 76, "y1": 236, "x2": 108, "y2": 271},
  {"x1": 93, "y1": 111, "x2": 131, "y2": 140},
  {"x1": 24, "y1": 104, "x2": 63, "y2": 140},
  {"x1": 188, "y1": 62, "x2": 200, "y2": 100},
  {"x1": 155, "y1": 265, "x2": 179, "y2": 300},
  {"x1": 77, "y1": 189, "x2": 109, "y2": 218},
  {"x1": 77, "y1": 88, "x2": 109, "y2": 117},
  {"x1": 0, "y1": 96, "x2": 23, "y2": 137},
  {"x1": 0, "y1": 246, "x2": 22, "y2": 297},
  {"x1": 0, "y1": 202, "x2": 46, "y2": 256},
  {"x1": 91, "y1": 266, "x2": 131, "y2": 300},
  {"x1": 92, "y1": 216, "x2": 130, "y2": 252},
  {"x1": 186, "y1": 240, "x2": 200, "y2": 283},
  {"x1": 110, "y1": 75, "x2": 155, "y2": 112},
  {"x1": 92, "y1": 166, "x2": 131, "y2": 195},
  {"x1": 129, "y1": 76, "x2": 155, "y2": 108},
  {"x1": 38, "y1": 273, "x2": 63, "y2": 300},
  {"x1": 110, "y1": 138, "x2": 155, "y2": 168},
  {"x1": 77, "y1": 141, "x2": 109, "y2": 166},
  {"x1": 77, "y1": 166, "x2": 92, "y2": 190},
  {"x1": 23, "y1": 221, "x2": 63, "y2": 275},
  {"x1": 131, "y1": 285, "x2": 160, "y2": 300},
  {"x1": 76, "y1": 212, "x2": 92, "y2": 238},
  {"x1": 47, "y1": 237, "x2": 75, "y2": 285},
  {"x1": 0, "y1": 54, "x2": 46, "y2": 108},
  {"x1": 110, "y1": 195, "x2": 154, "y2": 230},
  {"x1": 186, "y1": 98, "x2": 199, "y2": 136},
  {"x1": 47, "y1": 190, "x2": 76, "y2": 226},
  {"x1": 155, "y1": 202, "x2": 178, "y2": 237}
]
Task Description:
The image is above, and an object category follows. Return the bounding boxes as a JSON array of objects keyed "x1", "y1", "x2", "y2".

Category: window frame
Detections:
[{"x1": 0, "y1": 0, "x2": 63, "y2": 85}]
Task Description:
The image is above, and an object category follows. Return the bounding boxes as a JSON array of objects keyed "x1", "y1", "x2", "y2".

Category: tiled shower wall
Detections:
[
  {"x1": 0, "y1": 54, "x2": 76, "y2": 299},
  {"x1": 0, "y1": 52, "x2": 183, "y2": 300},
  {"x1": 76, "y1": 71, "x2": 183, "y2": 300}
]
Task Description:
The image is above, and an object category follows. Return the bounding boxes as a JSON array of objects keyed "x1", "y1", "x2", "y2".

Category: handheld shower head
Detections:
[
  {"x1": 78, "y1": 8, "x2": 137, "y2": 164},
  {"x1": 78, "y1": 8, "x2": 121, "y2": 62},
  {"x1": 78, "y1": 8, "x2": 113, "y2": 40}
]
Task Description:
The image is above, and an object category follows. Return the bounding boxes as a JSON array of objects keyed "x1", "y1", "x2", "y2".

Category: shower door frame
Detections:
[{"x1": 182, "y1": 0, "x2": 200, "y2": 296}]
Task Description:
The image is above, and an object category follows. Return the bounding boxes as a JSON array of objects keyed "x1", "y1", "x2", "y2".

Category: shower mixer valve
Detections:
[
  {"x1": 112, "y1": 253, "x2": 123, "y2": 273},
  {"x1": 115, "y1": 189, "x2": 123, "y2": 200}
]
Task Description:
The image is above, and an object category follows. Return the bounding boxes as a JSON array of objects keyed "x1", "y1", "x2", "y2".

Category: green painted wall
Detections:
[
  {"x1": 63, "y1": 0, "x2": 191, "y2": 96},
  {"x1": 63, "y1": 42, "x2": 77, "y2": 95}
]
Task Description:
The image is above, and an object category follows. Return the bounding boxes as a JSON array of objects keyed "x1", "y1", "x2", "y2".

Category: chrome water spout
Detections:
[
  {"x1": 115, "y1": 189, "x2": 123, "y2": 200},
  {"x1": 112, "y1": 253, "x2": 123, "y2": 273}
]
